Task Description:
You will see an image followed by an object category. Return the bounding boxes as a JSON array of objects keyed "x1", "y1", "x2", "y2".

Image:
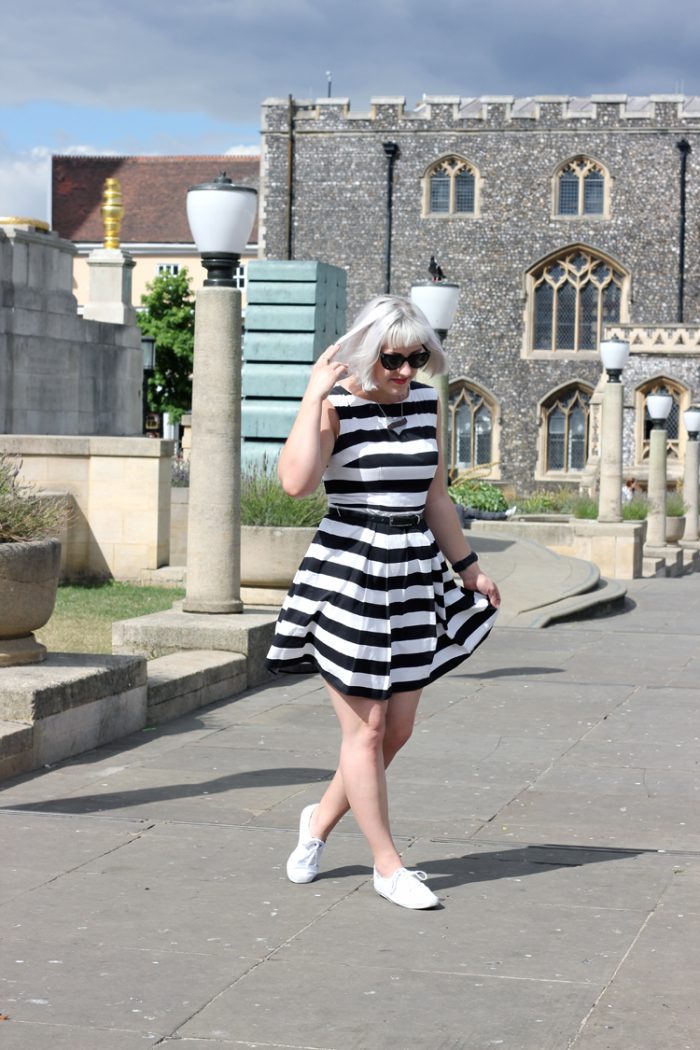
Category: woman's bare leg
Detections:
[{"x1": 310, "y1": 684, "x2": 421, "y2": 874}]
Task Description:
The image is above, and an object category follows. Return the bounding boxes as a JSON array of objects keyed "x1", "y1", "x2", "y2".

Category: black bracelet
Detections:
[{"x1": 452, "y1": 551, "x2": 478, "y2": 573}]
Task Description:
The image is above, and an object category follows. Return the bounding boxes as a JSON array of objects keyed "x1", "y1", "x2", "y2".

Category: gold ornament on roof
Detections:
[
  {"x1": 0, "y1": 217, "x2": 50, "y2": 232},
  {"x1": 100, "y1": 178, "x2": 124, "y2": 249}
]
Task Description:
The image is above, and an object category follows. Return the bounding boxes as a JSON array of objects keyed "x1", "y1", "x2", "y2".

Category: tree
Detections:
[{"x1": 137, "y1": 269, "x2": 195, "y2": 423}]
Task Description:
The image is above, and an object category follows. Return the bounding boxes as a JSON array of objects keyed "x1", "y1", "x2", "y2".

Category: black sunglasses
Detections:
[{"x1": 379, "y1": 347, "x2": 431, "y2": 371}]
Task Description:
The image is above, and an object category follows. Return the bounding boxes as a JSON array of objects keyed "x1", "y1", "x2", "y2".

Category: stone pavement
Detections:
[{"x1": 2, "y1": 575, "x2": 700, "y2": 1049}]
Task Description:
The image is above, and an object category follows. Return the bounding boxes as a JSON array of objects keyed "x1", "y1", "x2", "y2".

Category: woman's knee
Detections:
[
  {"x1": 339, "y1": 699, "x2": 387, "y2": 755},
  {"x1": 383, "y1": 721, "x2": 414, "y2": 758}
]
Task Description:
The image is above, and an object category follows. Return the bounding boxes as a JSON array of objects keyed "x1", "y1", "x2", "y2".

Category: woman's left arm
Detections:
[{"x1": 423, "y1": 404, "x2": 501, "y2": 608}]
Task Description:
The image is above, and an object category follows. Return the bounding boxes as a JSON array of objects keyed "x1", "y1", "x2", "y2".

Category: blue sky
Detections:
[{"x1": 1, "y1": 0, "x2": 698, "y2": 220}]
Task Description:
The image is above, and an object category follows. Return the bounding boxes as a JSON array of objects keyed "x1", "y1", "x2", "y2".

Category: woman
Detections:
[{"x1": 266, "y1": 295, "x2": 500, "y2": 910}]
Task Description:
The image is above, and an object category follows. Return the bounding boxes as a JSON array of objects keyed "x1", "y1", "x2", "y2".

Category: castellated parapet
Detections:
[{"x1": 262, "y1": 94, "x2": 700, "y2": 132}]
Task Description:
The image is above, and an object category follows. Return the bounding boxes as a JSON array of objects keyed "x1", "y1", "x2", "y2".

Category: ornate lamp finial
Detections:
[{"x1": 100, "y1": 178, "x2": 124, "y2": 249}]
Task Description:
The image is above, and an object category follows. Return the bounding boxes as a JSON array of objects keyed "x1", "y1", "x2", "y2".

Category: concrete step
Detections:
[
  {"x1": 508, "y1": 576, "x2": 628, "y2": 628},
  {"x1": 147, "y1": 650, "x2": 247, "y2": 725},
  {"x1": 0, "y1": 719, "x2": 34, "y2": 780}
]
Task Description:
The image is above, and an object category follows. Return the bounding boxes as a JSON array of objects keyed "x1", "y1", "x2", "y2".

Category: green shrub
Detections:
[
  {"x1": 240, "y1": 461, "x2": 327, "y2": 527},
  {"x1": 621, "y1": 492, "x2": 685, "y2": 519},
  {"x1": 622, "y1": 498, "x2": 648, "y2": 520},
  {"x1": 569, "y1": 494, "x2": 598, "y2": 519},
  {"x1": 449, "y1": 479, "x2": 508, "y2": 513},
  {"x1": 0, "y1": 454, "x2": 69, "y2": 543},
  {"x1": 516, "y1": 488, "x2": 574, "y2": 514},
  {"x1": 666, "y1": 490, "x2": 687, "y2": 517}
]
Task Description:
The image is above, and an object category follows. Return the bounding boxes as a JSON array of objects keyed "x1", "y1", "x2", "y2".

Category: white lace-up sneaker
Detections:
[
  {"x1": 373, "y1": 867, "x2": 439, "y2": 909},
  {"x1": 286, "y1": 804, "x2": 325, "y2": 884}
]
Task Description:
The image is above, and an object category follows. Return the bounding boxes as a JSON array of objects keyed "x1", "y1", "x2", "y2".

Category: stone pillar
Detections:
[
  {"x1": 183, "y1": 286, "x2": 243, "y2": 614},
  {"x1": 83, "y1": 248, "x2": 136, "y2": 325},
  {"x1": 682, "y1": 435, "x2": 699, "y2": 542},
  {"x1": 598, "y1": 380, "x2": 624, "y2": 522},
  {"x1": 646, "y1": 426, "x2": 668, "y2": 548}
]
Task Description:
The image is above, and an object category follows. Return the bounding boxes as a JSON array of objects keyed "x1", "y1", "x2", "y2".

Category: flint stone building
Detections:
[{"x1": 260, "y1": 94, "x2": 700, "y2": 492}]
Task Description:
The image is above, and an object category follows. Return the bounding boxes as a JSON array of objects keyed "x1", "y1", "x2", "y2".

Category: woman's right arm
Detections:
[{"x1": 278, "y1": 344, "x2": 348, "y2": 498}]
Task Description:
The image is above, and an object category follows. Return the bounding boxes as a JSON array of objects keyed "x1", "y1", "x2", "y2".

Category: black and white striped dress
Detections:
[{"x1": 265, "y1": 381, "x2": 498, "y2": 700}]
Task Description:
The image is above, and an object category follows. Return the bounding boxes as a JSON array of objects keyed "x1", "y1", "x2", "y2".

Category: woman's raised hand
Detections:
[{"x1": 306, "y1": 344, "x2": 349, "y2": 401}]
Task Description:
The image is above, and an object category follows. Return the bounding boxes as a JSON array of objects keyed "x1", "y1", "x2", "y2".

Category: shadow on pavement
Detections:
[
  {"x1": 415, "y1": 844, "x2": 655, "y2": 891},
  {"x1": 459, "y1": 666, "x2": 564, "y2": 678},
  {"x1": 1, "y1": 766, "x2": 335, "y2": 815}
]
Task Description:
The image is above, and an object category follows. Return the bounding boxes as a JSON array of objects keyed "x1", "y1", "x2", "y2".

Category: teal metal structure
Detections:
[{"x1": 242, "y1": 260, "x2": 347, "y2": 469}]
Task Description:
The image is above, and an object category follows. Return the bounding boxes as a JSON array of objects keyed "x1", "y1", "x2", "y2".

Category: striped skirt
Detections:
[{"x1": 265, "y1": 515, "x2": 497, "y2": 701}]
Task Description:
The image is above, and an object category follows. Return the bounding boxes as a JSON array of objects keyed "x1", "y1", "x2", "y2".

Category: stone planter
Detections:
[
  {"x1": 0, "y1": 538, "x2": 62, "y2": 666},
  {"x1": 241, "y1": 526, "x2": 316, "y2": 589},
  {"x1": 665, "y1": 516, "x2": 686, "y2": 544}
]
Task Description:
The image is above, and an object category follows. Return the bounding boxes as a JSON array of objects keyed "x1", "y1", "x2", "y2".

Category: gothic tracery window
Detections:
[
  {"x1": 555, "y1": 157, "x2": 607, "y2": 217},
  {"x1": 639, "y1": 379, "x2": 686, "y2": 462},
  {"x1": 448, "y1": 382, "x2": 495, "y2": 473},
  {"x1": 425, "y1": 156, "x2": 477, "y2": 216},
  {"x1": 530, "y1": 248, "x2": 625, "y2": 353},
  {"x1": 542, "y1": 386, "x2": 591, "y2": 473}
]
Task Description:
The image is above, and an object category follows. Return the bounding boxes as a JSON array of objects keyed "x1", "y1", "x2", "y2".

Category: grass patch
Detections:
[{"x1": 36, "y1": 581, "x2": 185, "y2": 655}]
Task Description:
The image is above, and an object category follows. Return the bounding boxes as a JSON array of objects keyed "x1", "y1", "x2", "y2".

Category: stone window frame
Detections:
[
  {"x1": 551, "y1": 155, "x2": 611, "y2": 220},
  {"x1": 447, "y1": 377, "x2": 500, "y2": 479},
  {"x1": 535, "y1": 380, "x2": 594, "y2": 481},
  {"x1": 523, "y1": 244, "x2": 629, "y2": 360},
  {"x1": 635, "y1": 376, "x2": 690, "y2": 467},
  {"x1": 421, "y1": 155, "x2": 481, "y2": 219}
]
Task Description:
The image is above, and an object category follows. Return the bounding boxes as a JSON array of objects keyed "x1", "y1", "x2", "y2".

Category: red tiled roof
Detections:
[{"x1": 51, "y1": 155, "x2": 260, "y2": 245}]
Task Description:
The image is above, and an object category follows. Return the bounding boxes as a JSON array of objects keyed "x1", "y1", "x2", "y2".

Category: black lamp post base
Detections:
[{"x1": 201, "y1": 252, "x2": 240, "y2": 287}]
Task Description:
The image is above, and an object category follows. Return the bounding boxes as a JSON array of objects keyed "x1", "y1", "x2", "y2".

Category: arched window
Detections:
[
  {"x1": 423, "y1": 156, "x2": 478, "y2": 217},
  {"x1": 447, "y1": 381, "x2": 497, "y2": 474},
  {"x1": 637, "y1": 379, "x2": 688, "y2": 463},
  {"x1": 554, "y1": 157, "x2": 608, "y2": 217},
  {"x1": 541, "y1": 386, "x2": 592, "y2": 473},
  {"x1": 529, "y1": 247, "x2": 626, "y2": 353}
]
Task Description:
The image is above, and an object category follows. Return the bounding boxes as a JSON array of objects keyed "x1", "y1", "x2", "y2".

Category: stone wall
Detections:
[
  {"x1": 260, "y1": 95, "x2": 700, "y2": 489},
  {"x1": 0, "y1": 223, "x2": 142, "y2": 436},
  {"x1": 0, "y1": 435, "x2": 173, "y2": 580}
]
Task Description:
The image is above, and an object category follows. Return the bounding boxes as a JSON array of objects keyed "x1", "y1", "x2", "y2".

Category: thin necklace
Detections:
[{"x1": 376, "y1": 401, "x2": 408, "y2": 432}]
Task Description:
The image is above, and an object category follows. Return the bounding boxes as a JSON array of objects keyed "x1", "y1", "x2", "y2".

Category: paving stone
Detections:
[
  {"x1": 263, "y1": 881, "x2": 647, "y2": 984},
  {"x1": 477, "y1": 789, "x2": 700, "y2": 851},
  {"x1": 0, "y1": 1023, "x2": 160, "y2": 1049},
  {"x1": 570, "y1": 910, "x2": 700, "y2": 1050},
  {"x1": 0, "y1": 934, "x2": 238, "y2": 1038},
  {"x1": 4, "y1": 823, "x2": 370, "y2": 961},
  {"x1": 0, "y1": 811, "x2": 147, "y2": 905},
  {"x1": 178, "y1": 955, "x2": 598, "y2": 1049}
]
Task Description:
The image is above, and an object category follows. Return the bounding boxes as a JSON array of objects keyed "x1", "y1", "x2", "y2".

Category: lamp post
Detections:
[
  {"x1": 183, "y1": 173, "x2": 257, "y2": 614},
  {"x1": 410, "y1": 280, "x2": 460, "y2": 480},
  {"x1": 645, "y1": 393, "x2": 673, "y2": 549},
  {"x1": 682, "y1": 405, "x2": 700, "y2": 543},
  {"x1": 597, "y1": 337, "x2": 629, "y2": 522},
  {"x1": 141, "y1": 335, "x2": 156, "y2": 435}
]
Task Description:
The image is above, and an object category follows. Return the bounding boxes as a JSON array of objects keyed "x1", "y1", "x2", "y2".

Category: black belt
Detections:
[{"x1": 328, "y1": 506, "x2": 424, "y2": 529}]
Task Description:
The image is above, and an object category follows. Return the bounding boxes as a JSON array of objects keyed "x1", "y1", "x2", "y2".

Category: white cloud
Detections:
[
  {"x1": 0, "y1": 143, "x2": 123, "y2": 222},
  {"x1": 0, "y1": 147, "x2": 51, "y2": 220},
  {"x1": 225, "y1": 144, "x2": 260, "y2": 156}
]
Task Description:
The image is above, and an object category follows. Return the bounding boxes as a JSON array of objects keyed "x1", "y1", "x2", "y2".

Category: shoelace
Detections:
[
  {"x1": 388, "y1": 867, "x2": 429, "y2": 888},
  {"x1": 295, "y1": 839, "x2": 324, "y2": 864}
]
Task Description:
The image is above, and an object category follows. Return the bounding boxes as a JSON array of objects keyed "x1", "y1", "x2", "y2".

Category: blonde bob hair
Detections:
[{"x1": 334, "y1": 295, "x2": 447, "y2": 392}]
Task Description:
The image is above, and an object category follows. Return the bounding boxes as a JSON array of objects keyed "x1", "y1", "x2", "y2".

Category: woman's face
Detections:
[{"x1": 370, "y1": 341, "x2": 429, "y2": 401}]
